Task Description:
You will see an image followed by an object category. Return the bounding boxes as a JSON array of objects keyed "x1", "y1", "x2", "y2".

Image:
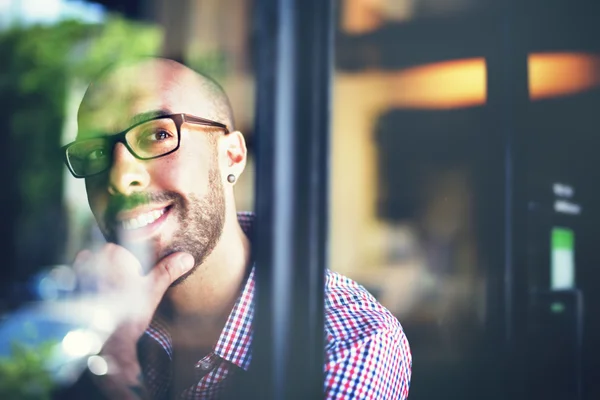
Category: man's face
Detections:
[{"x1": 79, "y1": 69, "x2": 227, "y2": 283}]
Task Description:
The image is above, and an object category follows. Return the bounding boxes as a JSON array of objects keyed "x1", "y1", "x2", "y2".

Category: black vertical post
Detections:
[
  {"x1": 486, "y1": 0, "x2": 529, "y2": 399},
  {"x1": 251, "y1": 0, "x2": 333, "y2": 399}
]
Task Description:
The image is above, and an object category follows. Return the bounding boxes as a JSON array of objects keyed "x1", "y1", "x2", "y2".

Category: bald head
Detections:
[{"x1": 77, "y1": 58, "x2": 234, "y2": 139}]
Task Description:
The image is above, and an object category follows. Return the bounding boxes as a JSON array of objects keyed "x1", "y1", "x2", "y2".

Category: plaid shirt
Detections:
[{"x1": 140, "y1": 212, "x2": 411, "y2": 399}]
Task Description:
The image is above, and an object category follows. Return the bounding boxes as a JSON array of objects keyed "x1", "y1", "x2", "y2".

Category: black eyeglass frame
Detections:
[{"x1": 62, "y1": 113, "x2": 229, "y2": 178}]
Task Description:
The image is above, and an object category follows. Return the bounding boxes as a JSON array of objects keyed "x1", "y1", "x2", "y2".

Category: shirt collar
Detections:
[
  {"x1": 213, "y1": 265, "x2": 254, "y2": 370},
  {"x1": 144, "y1": 212, "x2": 256, "y2": 370}
]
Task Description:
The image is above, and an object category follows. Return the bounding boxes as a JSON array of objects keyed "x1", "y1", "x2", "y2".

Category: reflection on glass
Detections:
[{"x1": 551, "y1": 227, "x2": 575, "y2": 290}]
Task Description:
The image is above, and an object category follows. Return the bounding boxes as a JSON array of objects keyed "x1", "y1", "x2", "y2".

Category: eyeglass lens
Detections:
[{"x1": 67, "y1": 117, "x2": 179, "y2": 177}]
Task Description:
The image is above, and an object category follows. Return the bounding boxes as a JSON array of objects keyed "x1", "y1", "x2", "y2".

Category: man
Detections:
[{"x1": 62, "y1": 57, "x2": 411, "y2": 399}]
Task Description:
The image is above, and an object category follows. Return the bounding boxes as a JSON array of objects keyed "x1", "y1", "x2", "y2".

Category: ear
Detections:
[{"x1": 219, "y1": 131, "x2": 247, "y2": 183}]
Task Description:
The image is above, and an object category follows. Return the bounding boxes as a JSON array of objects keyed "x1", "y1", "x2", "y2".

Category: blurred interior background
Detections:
[{"x1": 1, "y1": 0, "x2": 600, "y2": 399}]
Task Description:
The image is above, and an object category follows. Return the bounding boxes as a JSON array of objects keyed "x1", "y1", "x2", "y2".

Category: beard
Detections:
[
  {"x1": 103, "y1": 166, "x2": 226, "y2": 286},
  {"x1": 164, "y1": 168, "x2": 226, "y2": 286}
]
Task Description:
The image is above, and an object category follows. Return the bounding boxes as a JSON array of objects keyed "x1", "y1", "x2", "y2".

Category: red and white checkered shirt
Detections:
[{"x1": 139, "y1": 212, "x2": 411, "y2": 399}]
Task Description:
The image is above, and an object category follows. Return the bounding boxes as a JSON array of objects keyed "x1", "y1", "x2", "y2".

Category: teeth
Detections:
[{"x1": 121, "y1": 208, "x2": 166, "y2": 231}]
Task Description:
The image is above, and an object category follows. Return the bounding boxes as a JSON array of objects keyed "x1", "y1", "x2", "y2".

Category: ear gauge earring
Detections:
[{"x1": 227, "y1": 174, "x2": 236, "y2": 184}]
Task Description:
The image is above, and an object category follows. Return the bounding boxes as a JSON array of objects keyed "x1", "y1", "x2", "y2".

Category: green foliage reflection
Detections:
[
  {"x1": 0, "y1": 14, "x2": 163, "y2": 398},
  {"x1": 0, "y1": 15, "x2": 162, "y2": 281},
  {"x1": 0, "y1": 341, "x2": 57, "y2": 400}
]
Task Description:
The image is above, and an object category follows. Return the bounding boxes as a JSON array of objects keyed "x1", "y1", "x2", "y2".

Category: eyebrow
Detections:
[
  {"x1": 76, "y1": 109, "x2": 174, "y2": 142},
  {"x1": 128, "y1": 108, "x2": 173, "y2": 126}
]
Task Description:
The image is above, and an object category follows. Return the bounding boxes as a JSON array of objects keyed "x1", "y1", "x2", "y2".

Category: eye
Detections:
[
  {"x1": 132, "y1": 123, "x2": 178, "y2": 155},
  {"x1": 86, "y1": 148, "x2": 107, "y2": 161},
  {"x1": 145, "y1": 129, "x2": 172, "y2": 141}
]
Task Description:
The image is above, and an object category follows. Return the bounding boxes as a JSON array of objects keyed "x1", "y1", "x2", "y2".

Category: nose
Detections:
[{"x1": 108, "y1": 142, "x2": 150, "y2": 196}]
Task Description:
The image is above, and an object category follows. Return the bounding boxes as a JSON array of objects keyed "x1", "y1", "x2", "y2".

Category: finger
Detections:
[
  {"x1": 73, "y1": 249, "x2": 93, "y2": 267},
  {"x1": 117, "y1": 237, "x2": 154, "y2": 275},
  {"x1": 73, "y1": 249, "x2": 96, "y2": 291},
  {"x1": 90, "y1": 244, "x2": 145, "y2": 294},
  {"x1": 147, "y1": 252, "x2": 195, "y2": 299},
  {"x1": 102, "y1": 243, "x2": 144, "y2": 277},
  {"x1": 76, "y1": 244, "x2": 142, "y2": 293}
]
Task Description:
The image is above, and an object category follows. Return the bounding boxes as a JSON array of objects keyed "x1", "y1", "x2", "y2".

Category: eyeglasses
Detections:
[{"x1": 63, "y1": 113, "x2": 229, "y2": 178}]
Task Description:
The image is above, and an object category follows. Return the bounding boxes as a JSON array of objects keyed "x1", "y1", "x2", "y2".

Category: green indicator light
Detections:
[
  {"x1": 550, "y1": 302, "x2": 565, "y2": 313},
  {"x1": 551, "y1": 227, "x2": 575, "y2": 290}
]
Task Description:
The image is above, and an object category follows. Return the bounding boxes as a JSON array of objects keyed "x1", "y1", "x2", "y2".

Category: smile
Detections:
[{"x1": 121, "y1": 208, "x2": 166, "y2": 230}]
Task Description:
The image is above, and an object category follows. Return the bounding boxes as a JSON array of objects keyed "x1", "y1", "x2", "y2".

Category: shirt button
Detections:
[{"x1": 196, "y1": 360, "x2": 213, "y2": 371}]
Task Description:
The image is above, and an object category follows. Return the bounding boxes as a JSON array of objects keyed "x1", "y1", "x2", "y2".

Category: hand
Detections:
[{"x1": 73, "y1": 243, "x2": 194, "y2": 398}]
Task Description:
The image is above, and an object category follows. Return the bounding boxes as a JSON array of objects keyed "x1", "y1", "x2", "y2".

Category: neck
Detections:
[{"x1": 160, "y1": 211, "x2": 251, "y2": 332}]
